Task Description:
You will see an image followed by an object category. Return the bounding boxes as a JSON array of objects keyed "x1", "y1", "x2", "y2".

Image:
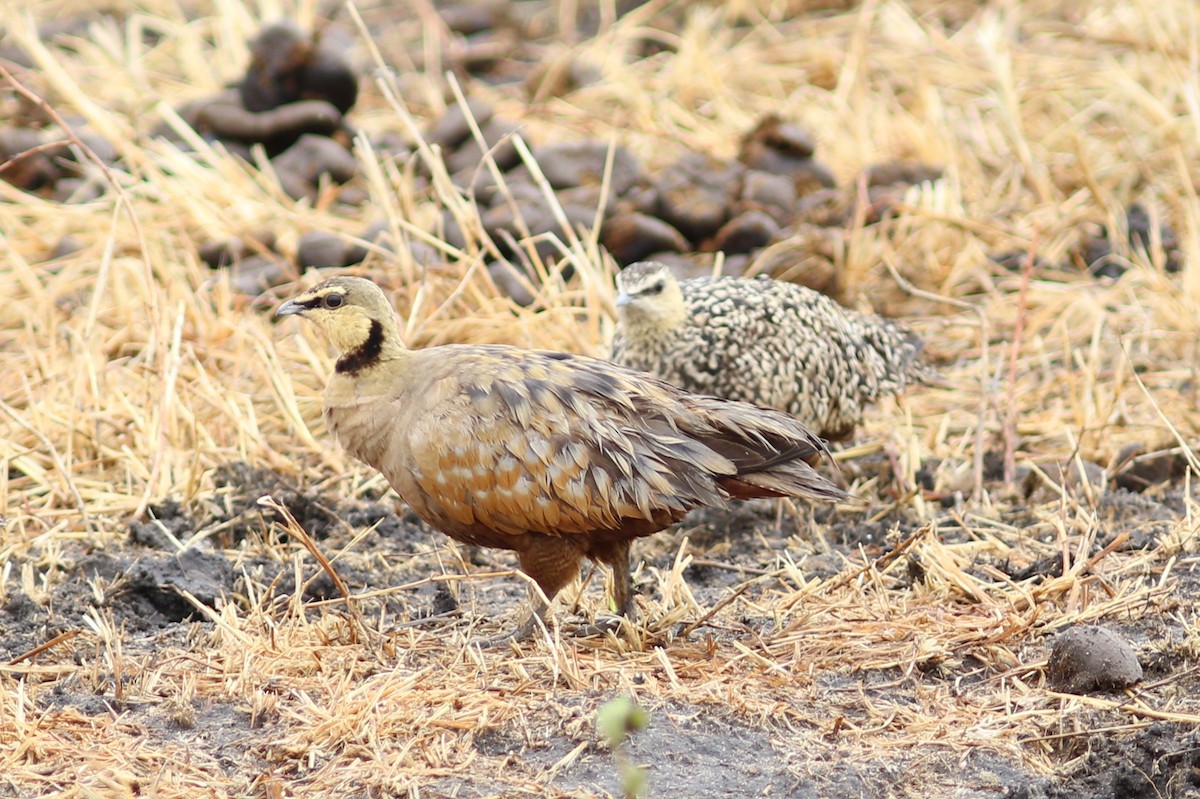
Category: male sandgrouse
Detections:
[{"x1": 277, "y1": 276, "x2": 846, "y2": 641}]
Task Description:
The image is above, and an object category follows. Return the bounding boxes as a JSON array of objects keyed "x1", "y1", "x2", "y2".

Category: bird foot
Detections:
[
  {"x1": 471, "y1": 615, "x2": 632, "y2": 645},
  {"x1": 469, "y1": 612, "x2": 542, "y2": 648},
  {"x1": 572, "y1": 615, "x2": 632, "y2": 638}
]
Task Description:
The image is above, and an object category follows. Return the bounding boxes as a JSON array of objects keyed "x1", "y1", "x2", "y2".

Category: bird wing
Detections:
[
  {"x1": 675, "y1": 394, "x2": 845, "y2": 503},
  {"x1": 398, "y1": 348, "x2": 737, "y2": 538}
]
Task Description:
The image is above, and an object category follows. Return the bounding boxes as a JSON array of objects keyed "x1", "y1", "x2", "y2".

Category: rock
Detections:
[
  {"x1": 192, "y1": 97, "x2": 343, "y2": 155},
  {"x1": 439, "y1": 211, "x2": 472, "y2": 251},
  {"x1": 737, "y1": 114, "x2": 834, "y2": 193},
  {"x1": 1023, "y1": 460, "x2": 1107, "y2": 499},
  {"x1": 534, "y1": 141, "x2": 641, "y2": 195},
  {"x1": 990, "y1": 249, "x2": 1052, "y2": 273},
  {"x1": 1048, "y1": 626, "x2": 1142, "y2": 693},
  {"x1": 709, "y1": 209, "x2": 780, "y2": 254},
  {"x1": 128, "y1": 549, "x2": 233, "y2": 621},
  {"x1": 794, "y1": 186, "x2": 853, "y2": 227},
  {"x1": 296, "y1": 231, "x2": 355, "y2": 268},
  {"x1": 524, "y1": 53, "x2": 600, "y2": 101},
  {"x1": 487, "y1": 261, "x2": 536, "y2": 306},
  {"x1": 748, "y1": 227, "x2": 843, "y2": 298},
  {"x1": 445, "y1": 117, "x2": 522, "y2": 174},
  {"x1": 438, "y1": 1, "x2": 510, "y2": 35},
  {"x1": 240, "y1": 21, "x2": 313, "y2": 111},
  {"x1": 1081, "y1": 235, "x2": 1125, "y2": 279},
  {"x1": 1079, "y1": 202, "x2": 1181, "y2": 279},
  {"x1": 621, "y1": 182, "x2": 660, "y2": 216},
  {"x1": 47, "y1": 236, "x2": 84, "y2": 262},
  {"x1": 602, "y1": 212, "x2": 689, "y2": 265},
  {"x1": 228, "y1": 255, "x2": 291, "y2": 296},
  {"x1": 451, "y1": 30, "x2": 525, "y2": 82},
  {"x1": 1111, "y1": 443, "x2": 1187, "y2": 492},
  {"x1": 301, "y1": 26, "x2": 359, "y2": 114},
  {"x1": 481, "y1": 194, "x2": 595, "y2": 262},
  {"x1": 554, "y1": 183, "x2": 613, "y2": 210},
  {"x1": 480, "y1": 197, "x2": 538, "y2": 238},
  {"x1": 349, "y1": 221, "x2": 440, "y2": 268},
  {"x1": 369, "y1": 131, "x2": 413, "y2": 163},
  {"x1": 240, "y1": 21, "x2": 358, "y2": 115},
  {"x1": 344, "y1": 219, "x2": 391, "y2": 265},
  {"x1": 655, "y1": 154, "x2": 739, "y2": 242},
  {"x1": 454, "y1": 167, "x2": 505, "y2": 205},
  {"x1": 51, "y1": 176, "x2": 106, "y2": 204},
  {"x1": 717, "y1": 254, "x2": 750, "y2": 276},
  {"x1": 426, "y1": 98, "x2": 495, "y2": 150},
  {"x1": 75, "y1": 130, "x2": 118, "y2": 167},
  {"x1": 859, "y1": 184, "x2": 912, "y2": 224},
  {"x1": 271, "y1": 133, "x2": 357, "y2": 200},
  {"x1": 406, "y1": 239, "x2": 441, "y2": 267},
  {"x1": 198, "y1": 232, "x2": 277, "y2": 269},
  {"x1": 791, "y1": 159, "x2": 838, "y2": 195},
  {"x1": 739, "y1": 170, "x2": 798, "y2": 222},
  {"x1": 1126, "y1": 203, "x2": 1181, "y2": 271},
  {"x1": 864, "y1": 161, "x2": 943, "y2": 187},
  {"x1": 0, "y1": 127, "x2": 66, "y2": 192},
  {"x1": 738, "y1": 114, "x2": 815, "y2": 163},
  {"x1": 334, "y1": 184, "x2": 369, "y2": 205}
]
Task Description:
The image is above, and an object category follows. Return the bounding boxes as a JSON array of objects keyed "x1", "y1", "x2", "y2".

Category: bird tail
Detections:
[
  {"x1": 722, "y1": 461, "x2": 847, "y2": 503},
  {"x1": 681, "y1": 396, "x2": 850, "y2": 505},
  {"x1": 855, "y1": 320, "x2": 949, "y2": 391},
  {"x1": 893, "y1": 329, "x2": 958, "y2": 390}
]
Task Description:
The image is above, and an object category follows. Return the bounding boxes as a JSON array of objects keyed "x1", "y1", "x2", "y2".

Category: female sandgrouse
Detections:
[{"x1": 611, "y1": 261, "x2": 930, "y2": 441}]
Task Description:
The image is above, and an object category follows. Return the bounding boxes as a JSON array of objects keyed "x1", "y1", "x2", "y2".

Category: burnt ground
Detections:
[{"x1": 3, "y1": 459, "x2": 1200, "y2": 798}]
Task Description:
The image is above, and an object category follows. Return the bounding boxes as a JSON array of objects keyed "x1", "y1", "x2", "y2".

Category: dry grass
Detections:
[{"x1": 4, "y1": 0, "x2": 1200, "y2": 796}]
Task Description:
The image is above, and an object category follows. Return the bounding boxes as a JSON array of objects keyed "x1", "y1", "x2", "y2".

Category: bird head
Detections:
[
  {"x1": 276, "y1": 276, "x2": 402, "y2": 359},
  {"x1": 614, "y1": 261, "x2": 687, "y2": 329}
]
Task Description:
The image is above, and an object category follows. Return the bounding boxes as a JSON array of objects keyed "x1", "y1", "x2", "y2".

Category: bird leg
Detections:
[
  {"x1": 474, "y1": 590, "x2": 549, "y2": 647},
  {"x1": 569, "y1": 540, "x2": 638, "y2": 638},
  {"x1": 603, "y1": 540, "x2": 638, "y2": 620},
  {"x1": 474, "y1": 537, "x2": 582, "y2": 646}
]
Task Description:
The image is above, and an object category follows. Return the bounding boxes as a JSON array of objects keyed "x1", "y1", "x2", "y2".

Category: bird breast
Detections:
[{"x1": 321, "y1": 363, "x2": 692, "y2": 547}]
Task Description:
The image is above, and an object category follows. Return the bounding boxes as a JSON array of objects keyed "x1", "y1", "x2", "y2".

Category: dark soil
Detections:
[
  {"x1": 5, "y1": 457, "x2": 1199, "y2": 797},
  {"x1": 1009, "y1": 724, "x2": 1200, "y2": 799}
]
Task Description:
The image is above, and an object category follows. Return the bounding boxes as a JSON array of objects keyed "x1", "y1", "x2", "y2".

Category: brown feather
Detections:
[{"x1": 278, "y1": 276, "x2": 847, "y2": 639}]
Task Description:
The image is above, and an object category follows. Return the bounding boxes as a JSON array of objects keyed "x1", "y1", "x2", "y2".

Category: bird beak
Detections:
[
  {"x1": 275, "y1": 299, "x2": 305, "y2": 317},
  {"x1": 614, "y1": 293, "x2": 632, "y2": 308}
]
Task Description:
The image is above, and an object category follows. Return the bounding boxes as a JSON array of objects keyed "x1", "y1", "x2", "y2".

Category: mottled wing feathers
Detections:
[
  {"x1": 612, "y1": 268, "x2": 928, "y2": 439},
  {"x1": 398, "y1": 349, "x2": 731, "y2": 539},
  {"x1": 307, "y1": 280, "x2": 850, "y2": 543}
]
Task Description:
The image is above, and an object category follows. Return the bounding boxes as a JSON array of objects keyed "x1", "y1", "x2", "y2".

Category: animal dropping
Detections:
[
  {"x1": 277, "y1": 276, "x2": 847, "y2": 642},
  {"x1": 611, "y1": 261, "x2": 933, "y2": 441}
]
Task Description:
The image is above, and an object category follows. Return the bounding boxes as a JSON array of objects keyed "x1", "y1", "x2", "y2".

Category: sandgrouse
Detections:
[
  {"x1": 611, "y1": 261, "x2": 931, "y2": 441},
  {"x1": 277, "y1": 276, "x2": 846, "y2": 641}
]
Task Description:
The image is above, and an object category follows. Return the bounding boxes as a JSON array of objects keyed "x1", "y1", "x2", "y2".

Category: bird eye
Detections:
[
  {"x1": 324, "y1": 293, "x2": 345, "y2": 309},
  {"x1": 645, "y1": 281, "x2": 665, "y2": 295}
]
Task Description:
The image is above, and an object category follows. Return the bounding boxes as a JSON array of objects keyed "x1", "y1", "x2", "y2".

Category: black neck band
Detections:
[{"x1": 335, "y1": 320, "x2": 384, "y2": 374}]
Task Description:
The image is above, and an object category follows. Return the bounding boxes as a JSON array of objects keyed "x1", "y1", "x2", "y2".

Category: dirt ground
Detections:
[
  {"x1": 7, "y1": 453, "x2": 1200, "y2": 796},
  {"x1": 5, "y1": 1, "x2": 1200, "y2": 797}
]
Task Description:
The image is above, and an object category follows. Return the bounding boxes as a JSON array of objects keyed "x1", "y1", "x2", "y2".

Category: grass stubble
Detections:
[{"x1": 3, "y1": 0, "x2": 1200, "y2": 795}]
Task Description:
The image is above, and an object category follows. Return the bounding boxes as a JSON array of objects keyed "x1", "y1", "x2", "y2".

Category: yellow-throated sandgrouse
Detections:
[
  {"x1": 277, "y1": 276, "x2": 847, "y2": 640},
  {"x1": 611, "y1": 261, "x2": 931, "y2": 441}
]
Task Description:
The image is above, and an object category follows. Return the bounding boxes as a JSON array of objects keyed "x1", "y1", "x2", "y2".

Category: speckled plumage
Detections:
[
  {"x1": 277, "y1": 276, "x2": 847, "y2": 640},
  {"x1": 611, "y1": 262, "x2": 930, "y2": 441}
]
